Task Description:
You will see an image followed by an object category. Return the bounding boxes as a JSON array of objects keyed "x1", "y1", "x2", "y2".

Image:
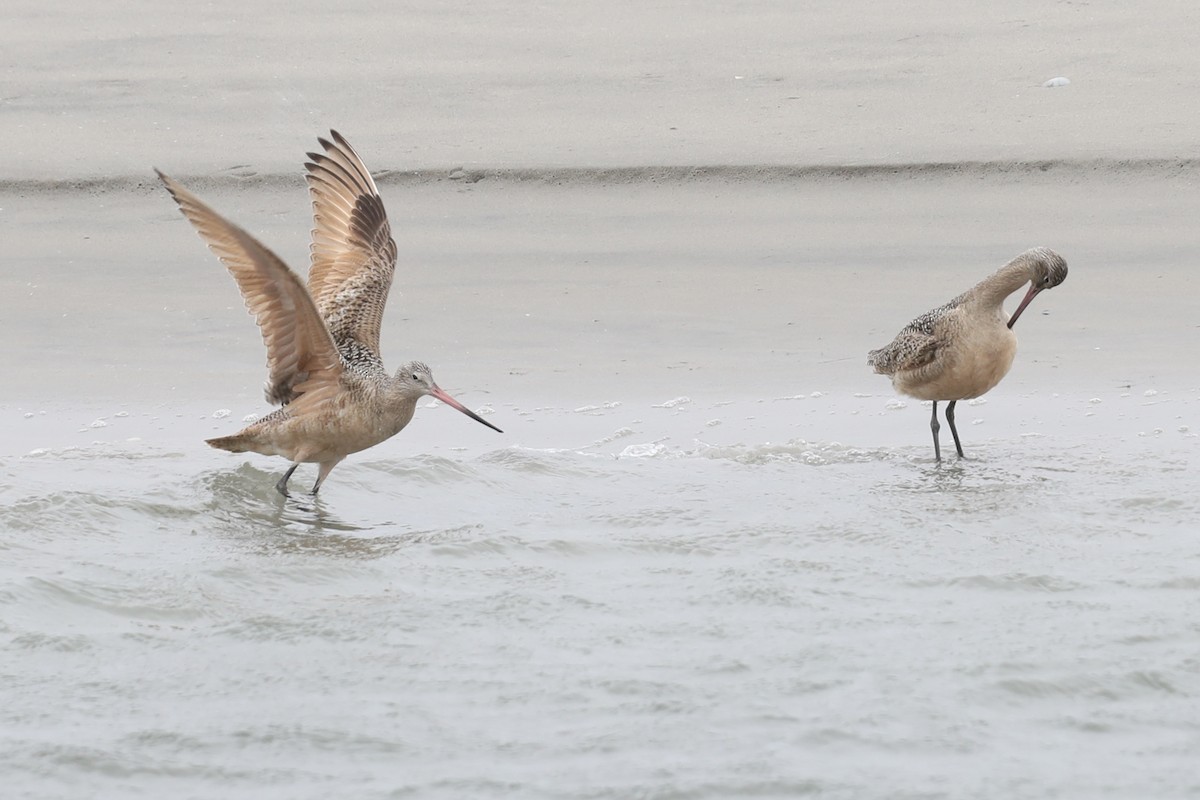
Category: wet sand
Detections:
[{"x1": 4, "y1": 167, "x2": 1197, "y2": 411}]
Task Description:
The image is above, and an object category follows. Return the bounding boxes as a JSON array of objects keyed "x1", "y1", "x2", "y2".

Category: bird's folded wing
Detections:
[{"x1": 868, "y1": 327, "x2": 940, "y2": 375}]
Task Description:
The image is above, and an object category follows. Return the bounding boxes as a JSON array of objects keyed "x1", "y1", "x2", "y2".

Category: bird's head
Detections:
[
  {"x1": 1008, "y1": 248, "x2": 1068, "y2": 329},
  {"x1": 395, "y1": 360, "x2": 502, "y2": 433}
]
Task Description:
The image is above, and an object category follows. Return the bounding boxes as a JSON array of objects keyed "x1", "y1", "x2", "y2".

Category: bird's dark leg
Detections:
[
  {"x1": 310, "y1": 459, "x2": 343, "y2": 496},
  {"x1": 275, "y1": 463, "x2": 299, "y2": 497},
  {"x1": 946, "y1": 400, "x2": 965, "y2": 459},
  {"x1": 930, "y1": 400, "x2": 942, "y2": 462}
]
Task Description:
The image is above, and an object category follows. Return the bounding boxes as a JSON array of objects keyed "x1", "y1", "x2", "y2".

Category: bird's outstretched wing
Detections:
[
  {"x1": 304, "y1": 130, "x2": 398, "y2": 364},
  {"x1": 157, "y1": 170, "x2": 344, "y2": 410}
]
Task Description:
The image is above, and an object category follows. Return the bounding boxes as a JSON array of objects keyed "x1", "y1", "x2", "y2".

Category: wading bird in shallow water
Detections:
[
  {"x1": 157, "y1": 131, "x2": 502, "y2": 496},
  {"x1": 867, "y1": 247, "x2": 1068, "y2": 461}
]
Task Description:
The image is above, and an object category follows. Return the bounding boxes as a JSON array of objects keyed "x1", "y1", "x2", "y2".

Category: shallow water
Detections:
[{"x1": 3, "y1": 387, "x2": 1198, "y2": 799}]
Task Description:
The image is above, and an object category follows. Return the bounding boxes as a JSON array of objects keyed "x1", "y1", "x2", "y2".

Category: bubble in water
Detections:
[
  {"x1": 1043, "y1": 76, "x2": 1070, "y2": 88},
  {"x1": 213, "y1": 409, "x2": 232, "y2": 419},
  {"x1": 653, "y1": 396, "x2": 691, "y2": 409}
]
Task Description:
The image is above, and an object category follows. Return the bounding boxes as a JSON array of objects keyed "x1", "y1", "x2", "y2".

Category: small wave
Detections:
[
  {"x1": 8, "y1": 575, "x2": 209, "y2": 624},
  {"x1": 8, "y1": 632, "x2": 96, "y2": 652},
  {"x1": 0, "y1": 487, "x2": 198, "y2": 537},
  {"x1": 478, "y1": 446, "x2": 609, "y2": 478},
  {"x1": 993, "y1": 670, "x2": 1180, "y2": 701},
  {"x1": 19, "y1": 442, "x2": 188, "y2": 462},
  {"x1": 357, "y1": 454, "x2": 481, "y2": 486},
  {"x1": 691, "y1": 440, "x2": 892, "y2": 466},
  {"x1": 907, "y1": 573, "x2": 1083, "y2": 592}
]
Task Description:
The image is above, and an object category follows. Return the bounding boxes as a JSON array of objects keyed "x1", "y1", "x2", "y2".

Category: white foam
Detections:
[
  {"x1": 574, "y1": 401, "x2": 622, "y2": 413},
  {"x1": 619, "y1": 442, "x2": 666, "y2": 458}
]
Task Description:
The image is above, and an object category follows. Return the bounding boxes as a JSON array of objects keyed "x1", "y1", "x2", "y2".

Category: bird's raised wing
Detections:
[
  {"x1": 157, "y1": 170, "x2": 344, "y2": 409},
  {"x1": 305, "y1": 130, "x2": 398, "y2": 364}
]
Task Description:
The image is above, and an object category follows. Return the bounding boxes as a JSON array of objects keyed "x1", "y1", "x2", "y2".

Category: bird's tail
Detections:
[
  {"x1": 206, "y1": 434, "x2": 252, "y2": 453},
  {"x1": 866, "y1": 348, "x2": 890, "y2": 374}
]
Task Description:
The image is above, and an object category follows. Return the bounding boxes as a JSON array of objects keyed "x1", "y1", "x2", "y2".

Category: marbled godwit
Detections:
[
  {"x1": 868, "y1": 247, "x2": 1068, "y2": 461},
  {"x1": 157, "y1": 131, "x2": 502, "y2": 496}
]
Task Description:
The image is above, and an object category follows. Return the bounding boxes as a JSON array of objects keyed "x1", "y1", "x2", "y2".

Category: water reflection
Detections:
[{"x1": 197, "y1": 464, "x2": 495, "y2": 559}]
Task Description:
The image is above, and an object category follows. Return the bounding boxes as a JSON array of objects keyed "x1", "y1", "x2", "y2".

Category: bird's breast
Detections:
[{"x1": 894, "y1": 320, "x2": 1017, "y2": 401}]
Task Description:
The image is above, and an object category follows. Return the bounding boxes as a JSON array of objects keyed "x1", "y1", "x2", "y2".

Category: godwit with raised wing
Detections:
[
  {"x1": 868, "y1": 247, "x2": 1068, "y2": 461},
  {"x1": 157, "y1": 131, "x2": 502, "y2": 496}
]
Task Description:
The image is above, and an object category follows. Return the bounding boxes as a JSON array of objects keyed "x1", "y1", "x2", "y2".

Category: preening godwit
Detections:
[
  {"x1": 868, "y1": 247, "x2": 1067, "y2": 461},
  {"x1": 157, "y1": 131, "x2": 502, "y2": 496}
]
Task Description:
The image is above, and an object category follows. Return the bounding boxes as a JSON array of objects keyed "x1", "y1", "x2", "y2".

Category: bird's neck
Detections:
[
  {"x1": 968, "y1": 254, "x2": 1037, "y2": 311},
  {"x1": 372, "y1": 394, "x2": 417, "y2": 439}
]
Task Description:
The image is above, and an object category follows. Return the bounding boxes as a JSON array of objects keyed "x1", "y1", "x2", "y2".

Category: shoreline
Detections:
[{"x1": 6, "y1": 155, "x2": 1200, "y2": 194}]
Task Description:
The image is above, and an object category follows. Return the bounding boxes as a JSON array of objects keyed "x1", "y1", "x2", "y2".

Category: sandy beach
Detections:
[
  {"x1": 3, "y1": 3, "x2": 1199, "y2": 799},
  {"x1": 6, "y1": 0, "x2": 1200, "y2": 179}
]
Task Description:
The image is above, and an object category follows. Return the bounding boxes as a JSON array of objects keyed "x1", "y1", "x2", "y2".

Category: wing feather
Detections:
[
  {"x1": 867, "y1": 298, "x2": 960, "y2": 376},
  {"x1": 305, "y1": 130, "x2": 398, "y2": 363},
  {"x1": 157, "y1": 170, "x2": 344, "y2": 408},
  {"x1": 868, "y1": 327, "x2": 940, "y2": 375}
]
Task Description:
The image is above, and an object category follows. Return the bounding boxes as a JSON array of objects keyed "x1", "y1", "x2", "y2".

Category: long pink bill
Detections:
[
  {"x1": 1007, "y1": 284, "x2": 1043, "y2": 329},
  {"x1": 429, "y1": 386, "x2": 503, "y2": 433}
]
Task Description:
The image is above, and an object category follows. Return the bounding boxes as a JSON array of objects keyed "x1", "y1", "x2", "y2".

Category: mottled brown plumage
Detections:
[
  {"x1": 868, "y1": 247, "x2": 1068, "y2": 460},
  {"x1": 157, "y1": 131, "x2": 502, "y2": 496}
]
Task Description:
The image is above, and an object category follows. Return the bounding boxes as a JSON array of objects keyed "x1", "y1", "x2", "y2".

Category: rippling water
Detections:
[{"x1": 3, "y1": 390, "x2": 1197, "y2": 799}]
